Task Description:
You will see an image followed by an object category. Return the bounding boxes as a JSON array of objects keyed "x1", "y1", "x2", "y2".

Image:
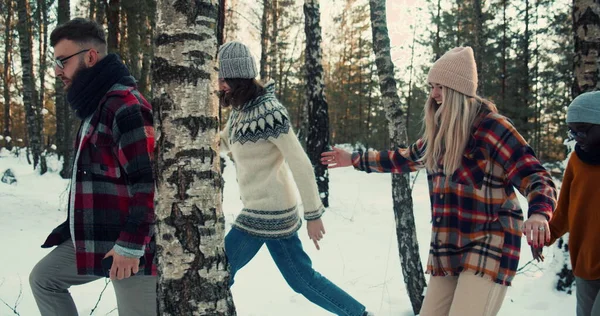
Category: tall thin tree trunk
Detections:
[
  {"x1": 218, "y1": 0, "x2": 226, "y2": 46},
  {"x1": 260, "y1": 0, "x2": 270, "y2": 80},
  {"x1": 369, "y1": 0, "x2": 426, "y2": 313},
  {"x1": 37, "y1": 0, "x2": 49, "y2": 174},
  {"x1": 270, "y1": 0, "x2": 279, "y2": 91},
  {"x1": 522, "y1": 0, "x2": 531, "y2": 137},
  {"x1": 573, "y1": 0, "x2": 600, "y2": 95},
  {"x1": 153, "y1": 0, "x2": 236, "y2": 314},
  {"x1": 406, "y1": 22, "x2": 417, "y2": 142},
  {"x1": 107, "y1": 0, "x2": 120, "y2": 54},
  {"x1": 16, "y1": 0, "x2": 43, "y2": 172},
  {"x1": 502, "y1": 0, "x2": 507, "y2": 104},
  {"x1": 89, "y1": 0, "x2": 97, "y2": 20},
  {"x1": 304, "y1": 0, "x2": 329, "y2": 207},
  {"x1": 96, "y1": 0, "x2": 106, "y2": 25},
  {"x1": 123, "y1": 0, "x2": 141, "y2": 79},
  {"x1": 3, "y1": 0, "x2": 14, "y2": 150},
  {"x1": 55, "y1": 0, "x2": 73, "y2": 178},
  {"x1": 473, "y1": 0, "x2": 483, "y2": 96},
  {"x1": 434, "y1": 0, "x2": 441, "y2": 59}
]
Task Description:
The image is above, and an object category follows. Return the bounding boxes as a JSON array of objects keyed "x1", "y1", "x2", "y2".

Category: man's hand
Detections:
[
  {"x1": 307, "y1": 218, "x2": 326, "y2": 250},
  {"x1": 104, "y1": 249, "x2": 140, "y2": 280}
]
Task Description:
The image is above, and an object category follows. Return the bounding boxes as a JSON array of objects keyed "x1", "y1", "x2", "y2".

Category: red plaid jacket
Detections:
[
  {"x1": 42, "y1": 76, "x2": 156, "y2": 276},
  {"x1": 352, "y1": 110, "x2": 556, "y2": 285}
]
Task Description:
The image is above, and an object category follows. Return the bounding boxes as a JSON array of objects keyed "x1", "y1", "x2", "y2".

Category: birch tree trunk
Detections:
[
  {"x1": 153, "y1": 0, "x2": 236, "y2": 314},
  {"x1": 260, "y1": 0, "x2": 270, "y2": 80},
  {"x1": 304, "y1": 0, "x2": 329, "y2": 207},
  {"x1": 473, "y1": 0, "x2": 483, "y2": 96},
  {"x1": 3, "y1": 0, "x2": 14, "y2": 150},
  {"x1": 16, "y1": 0, "x2": 44, "y2": 172},
  {"x1": 369, "y1": 0, "x2": 426, "y2": 313},
  {"x1": 573, "y1": 0, "x2": 600, "y2": 95},
  {"x1": 55, "y1": 0, "x2": 74, "y2": 178}
]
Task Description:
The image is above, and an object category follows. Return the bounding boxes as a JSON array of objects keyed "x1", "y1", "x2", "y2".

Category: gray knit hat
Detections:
[
  {"x1": 218, "y1": 41, "x2": 257, "y2": 79},
  {"x1": 567, "y1": 91, "x2": 600, "y2": 124}
]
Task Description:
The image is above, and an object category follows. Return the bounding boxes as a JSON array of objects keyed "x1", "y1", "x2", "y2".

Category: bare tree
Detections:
[
  {"x1": 16, "y1": 0, "x2": 46, "y2": 173},
  {"x1": 260, "y1": 0, "x2": 270, "y2": 80},
  {"x1": 3, "y1": 0, "x2": 15, "y2": 150},
  {"x1": 369, "y1": 0, "x2": 426, "y2": 313},
  {"x1": 55, "y1": 0, "x2": 73, "y2": 179},
  {"x1": 304, "y1": 0, "x2": 329, "y2": 207},
  {"x1": 153, "y1": 0, "x2": 236, "y2": 314}
]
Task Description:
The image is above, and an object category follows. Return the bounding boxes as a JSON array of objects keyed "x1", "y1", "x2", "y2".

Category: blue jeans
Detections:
[
  {"x1": 576, "y1": 277, "x2": 600, "y2": 316},
  {"x1": 225, "y1": 227, "x2": 366, "y2": 316}
]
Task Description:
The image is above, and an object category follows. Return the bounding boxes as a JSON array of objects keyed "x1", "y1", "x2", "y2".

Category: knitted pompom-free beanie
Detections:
[
  {"x1": 218, "y1": 41, "x2": 258, "y2": 79},
  {"x1": 427, "y1": 47, "x2": 478, "y2": 97}
]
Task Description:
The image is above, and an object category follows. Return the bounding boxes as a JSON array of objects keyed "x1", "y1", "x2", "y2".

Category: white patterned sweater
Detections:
[{"x1": 220, "y1": 81, "x2": 325, "y2": 238}]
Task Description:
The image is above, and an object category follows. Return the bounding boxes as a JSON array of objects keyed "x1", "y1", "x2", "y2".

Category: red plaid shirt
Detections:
[
  {"x1": 352, "y1": 111, "x2": 556, "y2": 285},
  {"x1": 42, "y1": 76, "x2": 156, "y2": 276}
]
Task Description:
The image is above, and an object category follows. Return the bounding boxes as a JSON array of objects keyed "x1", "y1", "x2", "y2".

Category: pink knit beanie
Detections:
[{"x1": 427, "y1": 47, "x2": 478, "y2": 97}]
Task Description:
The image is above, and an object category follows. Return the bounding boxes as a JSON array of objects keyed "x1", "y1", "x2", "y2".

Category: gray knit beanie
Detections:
[
  {"x1": 218, "y1": 41, "x2": 257, "y2": 79},
  {"x1": 567, "y1": 91, "x2": 600, "y2": 125}
]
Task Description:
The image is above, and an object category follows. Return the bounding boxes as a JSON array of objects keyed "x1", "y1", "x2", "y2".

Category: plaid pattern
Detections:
[
  {"x1": 42, "y1": 76, "x2": 156, "y2": 277},
  {"x1": 352, "y1": 111, "x2": 556, "y2": 285}
]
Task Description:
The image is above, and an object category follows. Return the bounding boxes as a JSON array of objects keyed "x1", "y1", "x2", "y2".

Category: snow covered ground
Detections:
[{"x1": 0, "y1": 148, "x2": 575, "y2": 315}]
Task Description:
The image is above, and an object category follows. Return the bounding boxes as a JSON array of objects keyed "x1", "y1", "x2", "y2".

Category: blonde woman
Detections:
[{"x1": 321, "y1": 47, "x2": 557, "y2": 316}]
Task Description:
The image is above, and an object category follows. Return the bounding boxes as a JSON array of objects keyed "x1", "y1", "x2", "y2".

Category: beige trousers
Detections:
[{"x1": 420, "y1": 272, "x2": 508, "y2": 316}]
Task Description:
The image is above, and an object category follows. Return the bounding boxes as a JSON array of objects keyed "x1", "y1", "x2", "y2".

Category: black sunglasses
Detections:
[
  {"x1": 54, "y1": 49, "x2": 90, "y2": 69},
  {"x1": 568, "y1": 125, "x2": 594, "y2": 140}
]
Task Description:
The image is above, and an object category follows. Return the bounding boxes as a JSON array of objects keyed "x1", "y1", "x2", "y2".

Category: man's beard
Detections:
[{"x1": 63, "y1": 59, "x2": 87, "y2": 92}]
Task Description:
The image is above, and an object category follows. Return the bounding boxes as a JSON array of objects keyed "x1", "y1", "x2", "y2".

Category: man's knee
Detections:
[{"x1": 29, "y1": 260, "x2": 59, "y2": 292}]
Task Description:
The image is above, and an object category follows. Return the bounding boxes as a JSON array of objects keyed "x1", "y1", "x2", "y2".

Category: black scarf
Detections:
[
  {"x1": 575, "y1": 143, "x2": 600, "y2": 165},
  {"x1": 67, "y1": 54, "x2": 130, "y2": 119}
]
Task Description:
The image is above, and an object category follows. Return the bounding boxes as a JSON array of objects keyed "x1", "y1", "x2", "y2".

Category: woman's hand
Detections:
[
  {"x1": 523, "y1": 213, "x2": 551, "y2": 248},
  {"x1": 307, "y1": 218, "x2": 326, "y2": 250},
  {"x1": 320, "y1": 147, "x2": 352, "y2": 168}
]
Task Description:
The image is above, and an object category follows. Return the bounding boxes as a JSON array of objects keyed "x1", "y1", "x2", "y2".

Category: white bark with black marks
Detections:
[
  {"x1": 153, "y1": 0, "x2": 236, "y2": 315},
  {"x1": 16, "y1": 0, "x2": 45, "y2": 173},
  {"x1": 304, "y1": 0, "x2": 329, "y2": 207},
  {"x1": 369, "y1": 0, "x2": 426, "y2": 313}
]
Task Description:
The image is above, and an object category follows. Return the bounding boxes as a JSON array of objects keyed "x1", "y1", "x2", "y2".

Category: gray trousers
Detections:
[
  {"x1": 577, "y1": 277, "x2": 600, "y2": 316},
  {"x1": 29, "y1": 241, "x2": 157, "y2": 316}
]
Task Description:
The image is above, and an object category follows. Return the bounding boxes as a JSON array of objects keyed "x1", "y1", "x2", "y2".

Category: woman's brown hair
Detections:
[{"x1": 220, "y1": 78, "x2": 265, "y2": 109}]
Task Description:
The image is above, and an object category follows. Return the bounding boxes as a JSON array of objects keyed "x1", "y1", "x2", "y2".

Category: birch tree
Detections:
[
  {"x1": 369, "y1": 0, "x2": 426, "y2": 313},
  {"x1": 3, "y1": 0, "x2": 14, "y2": 150},
  {"x1": 16, "y1": 0, "x2": 46, "y2": 173},
  {"x1": 153, "y1": 0, "x2": 236, "y2": 314},
  {"x1": 573, "y1": 0, "x2": 600, "y2": 95},
  {"x1": 304, "y1": 0, "x2": 329, "y2": 207},
  {"x1": 55, "y1": 0, "x2": 73, "y2": 178}
]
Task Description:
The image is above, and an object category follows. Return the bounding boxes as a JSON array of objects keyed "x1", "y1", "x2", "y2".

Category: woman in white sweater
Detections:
[{"x1": 218, "y1": 41, "x2": 371, "y2": 316}]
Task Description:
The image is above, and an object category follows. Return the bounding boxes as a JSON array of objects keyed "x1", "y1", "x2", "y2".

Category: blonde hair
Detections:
[{"x1": 421, "y1": 86, "x2": 497, "y2": 175}]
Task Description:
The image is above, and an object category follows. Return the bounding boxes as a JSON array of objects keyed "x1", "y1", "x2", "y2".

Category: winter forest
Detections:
[{"x1": 0, "y1": 0, "x2": 594, "y2": 315}]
